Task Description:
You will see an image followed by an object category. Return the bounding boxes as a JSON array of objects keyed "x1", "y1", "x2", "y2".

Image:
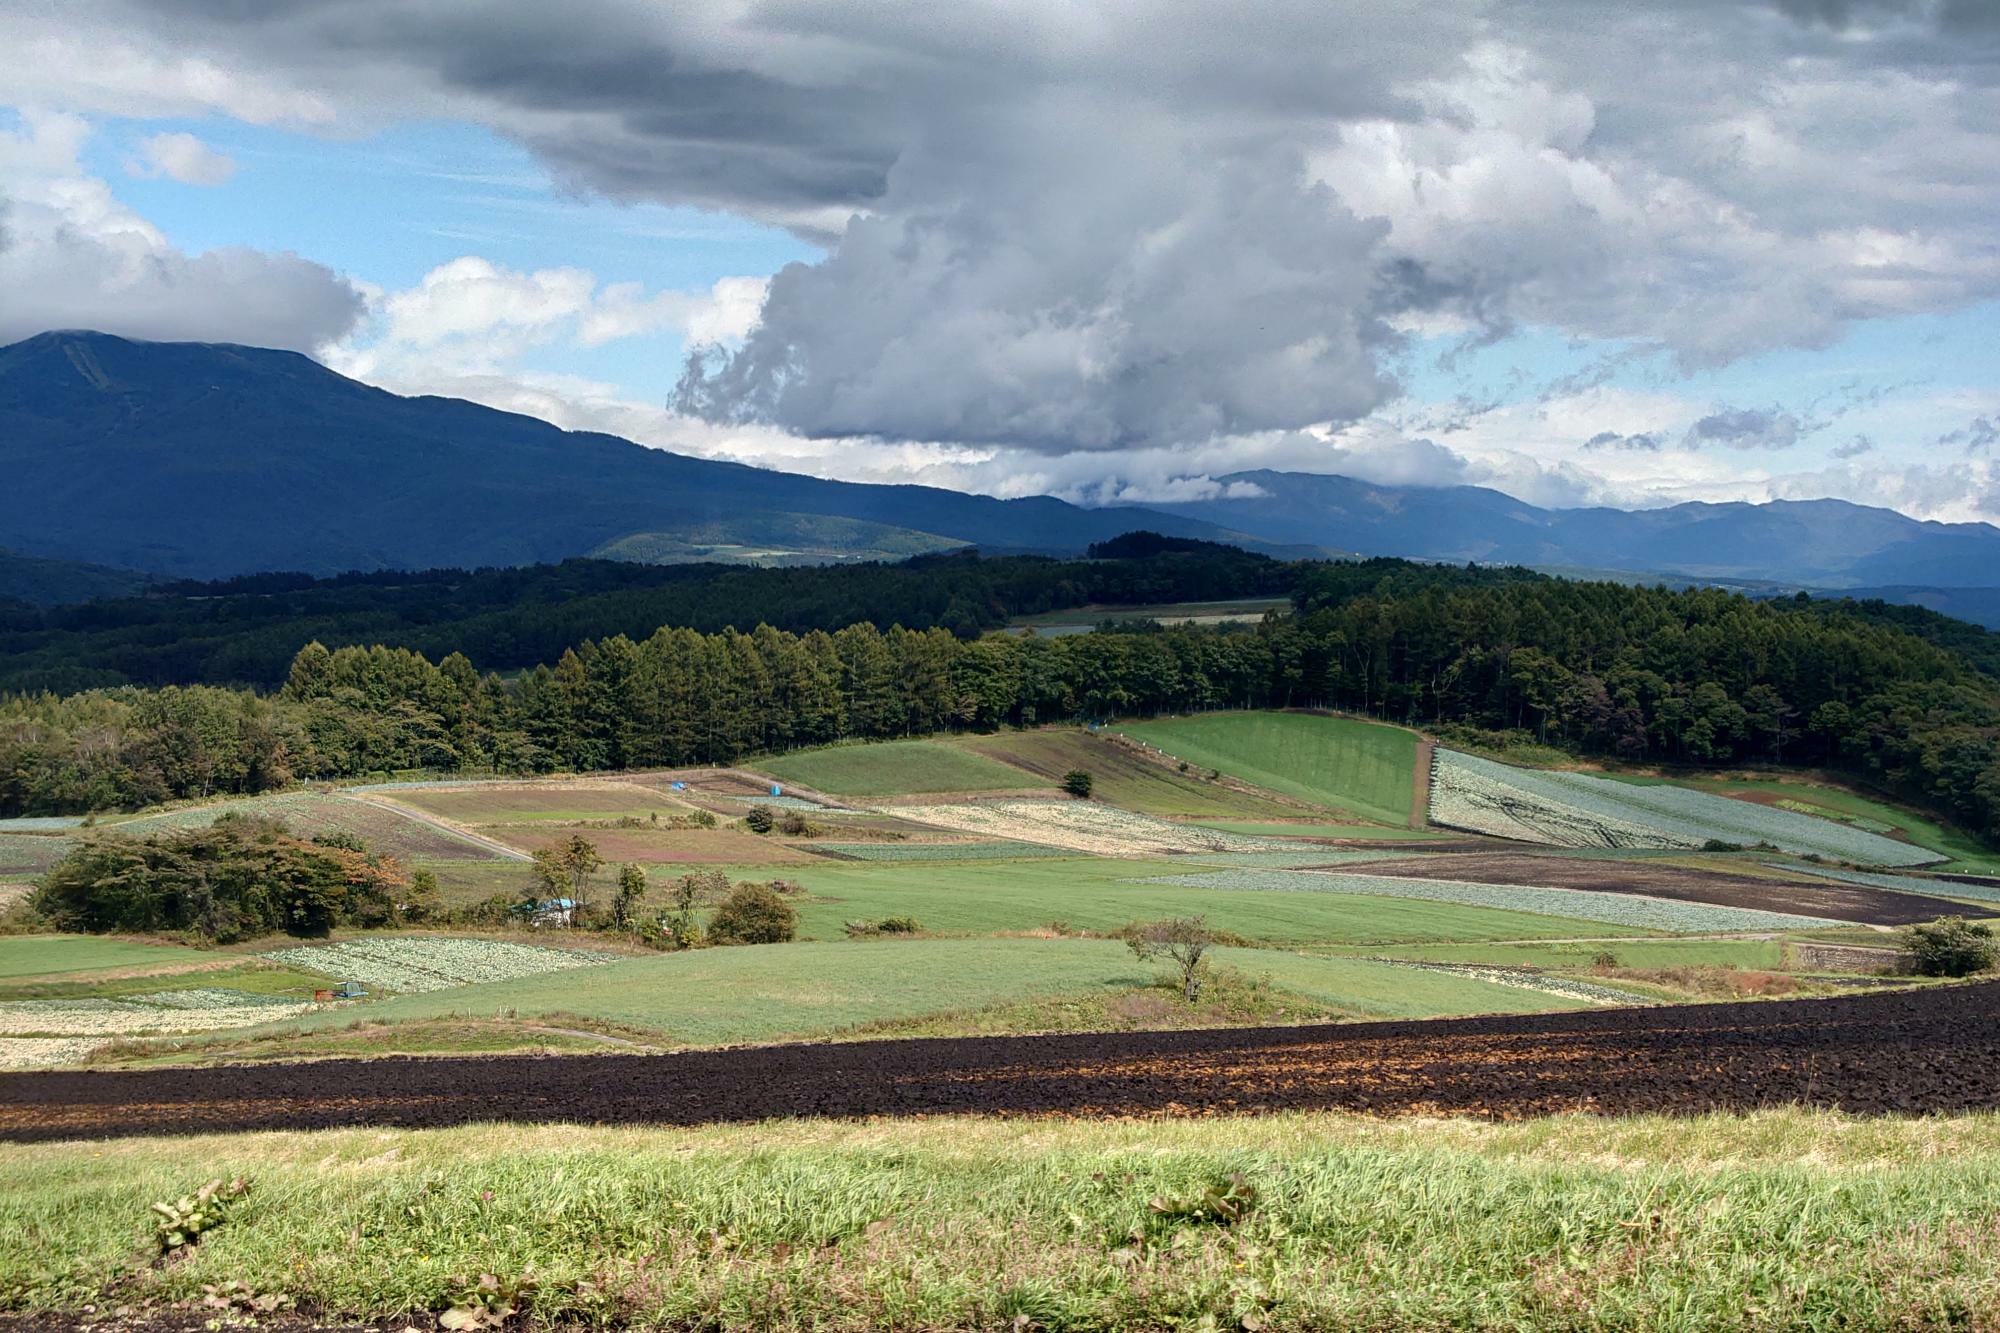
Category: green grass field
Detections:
[
  {"x1": 730, "y1": 856, "x2": 1636, "y2": 945},
  {"x1": 1116, "y1": 712, "x2": 1419, "y2": 825},
  {"x1": 246, "y1": 937, "x2": 1583, "y2": 1048},
  {"x1": 757, "y1": 739, "x2": 1045, "y2": 796},
  {"x1": 0, "y1": 934, "x2": 201, "y2": 980},
  {"x1": 10, "y1": 1111, "x2": 2000, "y2": 1330}
]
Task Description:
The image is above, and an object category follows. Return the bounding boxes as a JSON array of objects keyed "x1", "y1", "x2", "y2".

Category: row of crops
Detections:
[
  {"x1": 1428, "y1": 749, "x2": 1942, "y2": 867},
  {"x1": 264, "y1": 936, "x2": 612, "y2": 994},
  {"x1": 1141, "y1": 868, "x2": 1844, "y2": 932}
]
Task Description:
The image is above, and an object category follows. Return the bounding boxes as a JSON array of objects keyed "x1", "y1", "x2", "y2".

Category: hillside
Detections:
[{"x1": 0, "y1": 332, "x2": 1264, "y2": 579}]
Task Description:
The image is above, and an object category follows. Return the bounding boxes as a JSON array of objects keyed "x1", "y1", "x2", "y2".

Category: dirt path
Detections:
[
  {"x1": 340, "y1": 793, "x2": 530, "y2": 862},
  {"x1": 6, "y1": 983, "x2": 1998, "y2": 1142},
  {"x1": 1410, "y1": 738, "x2": 1435, "y2": 828}
]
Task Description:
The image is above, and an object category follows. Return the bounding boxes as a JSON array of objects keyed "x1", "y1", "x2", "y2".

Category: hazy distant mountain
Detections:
[
  {"x1": 1134, "y1": 470, "x2": 2000, "y2": 587},
  {"x1": 0, "y1": 548, "x2": 153, "y2": 607},
  {"x1": 0, "y1": 331, "x2": 1268, "y2": 579}
]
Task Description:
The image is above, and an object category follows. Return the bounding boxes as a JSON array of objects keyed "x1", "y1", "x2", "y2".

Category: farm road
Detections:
[
  {"x1": 340, "y1": 793, "x2": 530, "y2": 861},
  {"x1": 5, "y1": 983, "x2": 1998, "y2": 1142}
]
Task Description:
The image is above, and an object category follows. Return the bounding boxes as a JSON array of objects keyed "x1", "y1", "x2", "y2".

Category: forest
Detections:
[
  {"x1": 0, "y1": 535, "x2": 1296, "y2": 693},
  {"x1": 6, "y1": 554, "x2": 2000, "y2": 845}
]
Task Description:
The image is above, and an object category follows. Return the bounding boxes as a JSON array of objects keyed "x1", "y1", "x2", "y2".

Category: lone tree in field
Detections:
[
  {"x1": 1128, "y1": 915, "x2": 1215, "y2": 1002},
  {"x1": 1062, "y1": 769, "x2": 1094, "y2": 799},
  {"x1": 611, "y1": 862, "x2": 646, "y2": 931},
  {"x1": 531, "y1": 833, "x2": 604, "y2": 915},
  {"x1": 1902, "y1": 916, "x2": 1997, "y2": 977}
]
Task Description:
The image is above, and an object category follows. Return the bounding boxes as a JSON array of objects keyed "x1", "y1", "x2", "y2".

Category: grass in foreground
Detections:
[
  {"x1": 7, "y1": 1111, "x2": 2000, "y2": 1330},
  {"x1": 1117, "y1": 711, "x2": 1419, "y2": 825}
]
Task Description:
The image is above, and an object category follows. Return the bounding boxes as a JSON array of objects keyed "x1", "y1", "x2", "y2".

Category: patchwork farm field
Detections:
[
  {"x1": 384, "y1": 780, "x2": 691, "y2": 824},
  {"x1": 956, "y1": 728, "x2": 1312, "y2": 818},
  {"x1": 9, "y1": 712, "x2": 2000, "y2": 1331},
  {"x1": 4, "y1": 711, "x2": 1993, "y2": 1080},
  {"x1": 1116, "y1": 711, "x2": 1420, "y2": 825},
  {"x1": 11, "y1": 982, "x2": 2000, "y2": 1144},
  {"x1": 758, "y1": 739, "x2": 1045, "y2": 796}
]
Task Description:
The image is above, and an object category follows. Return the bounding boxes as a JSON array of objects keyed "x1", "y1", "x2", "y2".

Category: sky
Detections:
[{"x1": 3, "y1": 1, "x2": 1999, "y2": 521}]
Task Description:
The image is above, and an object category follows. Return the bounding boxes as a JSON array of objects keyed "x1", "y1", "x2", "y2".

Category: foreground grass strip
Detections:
[{"x1": 6, "y1": 1111, "x2": 2000, "y2": 1329}]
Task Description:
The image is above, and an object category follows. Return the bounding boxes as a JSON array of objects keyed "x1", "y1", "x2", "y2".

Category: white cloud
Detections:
[
  {"x1": 327, "y1": 257, "x2": 771, "y2": 389},
  {"x1": 125, "y1": 131, "x2": 236, "y2": 185},
  {"x1": 0, "y1": 111, "x2": 361, "y2": 350}
]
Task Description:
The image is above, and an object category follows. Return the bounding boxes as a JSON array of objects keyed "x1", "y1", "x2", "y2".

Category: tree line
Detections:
[{"x1": 5, "y1": 562, "x2": 2000, "y2": 843}]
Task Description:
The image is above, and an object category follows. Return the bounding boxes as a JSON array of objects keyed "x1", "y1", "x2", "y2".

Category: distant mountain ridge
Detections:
[
  {"x1": 1131, "y1": 470, "x2": 2000, "y2": 587},
  {"x1": 7, "y1": 331, "x2": 2000, "y2": 590},
  {"x1": 0, "y1": 331, "x2": 1273, "y2": 579}
]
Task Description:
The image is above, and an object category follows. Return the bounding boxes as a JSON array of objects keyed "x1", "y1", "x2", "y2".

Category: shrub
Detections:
[
  {"x1": 777, "y1": 809, "x2": 821, "y2": 837},
  {"x1": 1902, "y1": 916, "x2": 1997, "y2": 978},
  {"x1": 744, "y1": 805, "x2": 776, "y2": 834},
  {"x1": 709, "y1": 881, "x2": 797, "y2": 945},
  {"x1": 1701, "y1": 839, "x2": 1744, "y2": 852},
  {"x1": 1590, "y1": 950, "x2": 1619, "y2": 970},
  {"x1": 1126, "y1": 915, "x2": 1214, "y2": 1001},
  {"x1": 1062, "y1": 769, "x2": 1094, "y2": 799},
  {"x1": 689, "y1": 809, "x2": 717, "y2": 829},
  {"x1": 845, "y1": 915, "x2": 922, "y2": 938}
]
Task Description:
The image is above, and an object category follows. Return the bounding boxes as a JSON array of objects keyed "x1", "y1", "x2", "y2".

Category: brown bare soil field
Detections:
[
  {"x1": 5, "y1": 983, "x2": 1996, "y2": 1142},
  {"x1": 390, "y1": 783, "x2": 684, "y2": 823},
  {"x1": 958, "y1": 730, "x2": 1308, "y2": 818},
  {"x1": 496, "y1": 824, "x2": 821, "y2": 865},
  {"x1": 1357, "y1": 851, "x2": 1967, "y2": 926}
]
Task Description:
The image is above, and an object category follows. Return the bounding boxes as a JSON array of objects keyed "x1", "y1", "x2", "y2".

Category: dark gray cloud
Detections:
[
  {"x1": 1683, "y1": 408, "x2": 1807, "y2": 450},
  {"x1": 1940, "y1": 416, "x2": 2000, "y2": 453},
  {"x1": 11, "y1": 0, "x2": 2000, "y2": 450},
  {"x1": 1583, "y1": 430, "x2": 1666, "y2": 451}
]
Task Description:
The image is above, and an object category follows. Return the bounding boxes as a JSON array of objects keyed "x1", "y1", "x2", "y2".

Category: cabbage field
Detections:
[
  {"x1": 1429, "y1": 750, "x2": 1942, "y2": 867},
  {"x1": 264, "y1": 936, "x2": 613, "y2": 993}
]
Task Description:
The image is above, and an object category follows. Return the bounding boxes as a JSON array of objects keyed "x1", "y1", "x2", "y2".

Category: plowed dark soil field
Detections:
[
  {"x1": 6, "y1": 983, "x2": 1998, "y2": 1142},
  {"x1": 1357, "y1": 851, "x2": 1967, "y2": 925}
]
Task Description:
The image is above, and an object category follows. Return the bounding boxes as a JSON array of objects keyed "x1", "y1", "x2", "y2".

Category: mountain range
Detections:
[
  {"x1": 6, "y1": 330, "x2": 2000, "y2": 605},
  {"x1": 1132, "y1": 471, "x2": 2000, "y2": 589},
  {"x1": 0, "y1": 331, "x2": 1272, "y2": 580}
]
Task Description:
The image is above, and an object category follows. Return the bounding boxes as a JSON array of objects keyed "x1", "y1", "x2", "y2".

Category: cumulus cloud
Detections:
[
  {"x1": 327, "y1": 257, "x2": 771, "y2": 387},
  {"x1": 15, "y1": 0, "x2": 2000, "y2": 457},
  {"x1": 1832, "y1": 434, "x2": 1876, "y2": 458},
  {"x1": 1683, "y1": 408, "x2": 1807, "y2": 450},
  {"x1": 125, "y1": 131, "x2": 235, "y2": 185},
  {"x1": 0, "y1": 112, "x2": 360, "y2": 350}
]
